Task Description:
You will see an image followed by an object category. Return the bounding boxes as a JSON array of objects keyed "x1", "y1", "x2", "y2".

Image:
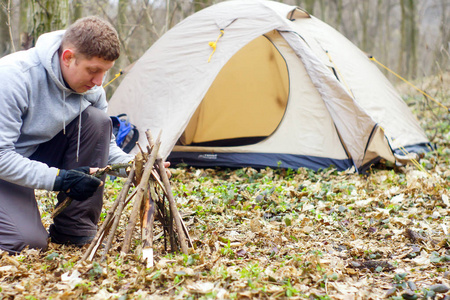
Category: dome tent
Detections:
[{"x1": 108, "y1": 0, "x2": 430, "y2": 172}]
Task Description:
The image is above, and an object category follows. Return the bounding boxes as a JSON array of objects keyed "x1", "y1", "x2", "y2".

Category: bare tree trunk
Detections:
[
  {"x1": 372, "y1": 0, "x2": 383, "y2": 55},
  {"x1": 399, "y1": 0, "x2": 417, "y2": 79},
  {"x1": 18, "y1": 0, "x2": 32, "y2": 50},
  {"x1": 194, "y1": 0, "x2": 210, "y2": 12},
  {"x1": 318, "y1": 0, "x2": 326, "y2": 21},
  {"x1": 350, "y1": 0, "x2": 360, "y2": 47},
  {"x1": 118, "y1": 0, "x2": 127, "y2": 36},
  {"x1": 302, "y1": 0, "x2": 315, "y2": 14},
  {"x1": 0, "y1": 0, "x2": 16, "y2": 53},
  {"x1": 142, "y1": 0, "x2": 162, "y2": 39},
  {"x1": 363, "y1": 0, "x2": 383, "y2": 56},
  {"x1": 30, "y1": 0, "x2": 69, "y2": 44},
  {"x1": 71, "y1": 0, "x2": 83, "y2": 23},
  {"x1": 359, "y1": 1, "x2": 370, "y2": 51},
  {"x1": 334, "y1": 0, "x2": 343, "y2": 31},
  {"x1": 0, "y1": 0, "x2": 10, "y2": 55},
  {"x1": 382, "y1": 0, "x2": 394, "y2": 76},
  {"x1": 115, "y1": 0, "x2": 134, "y2": 64},
  {"x1": 433, "y1": 0, "x2": 449, "y2": 74}
]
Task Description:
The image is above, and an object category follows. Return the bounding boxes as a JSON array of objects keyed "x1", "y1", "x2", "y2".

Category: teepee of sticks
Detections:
[{"x1": 81, "y1": 130, "x2": 192, "y2": 267}]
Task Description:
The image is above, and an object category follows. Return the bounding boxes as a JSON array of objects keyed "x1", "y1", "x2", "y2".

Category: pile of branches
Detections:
[{"x1": 80, "y1": 130, "x2": 192, "y2": 266}]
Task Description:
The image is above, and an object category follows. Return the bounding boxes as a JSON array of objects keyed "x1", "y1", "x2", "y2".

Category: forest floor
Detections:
[{"x1": 0, "y1": 75, "x2": 449, "y2": 299}]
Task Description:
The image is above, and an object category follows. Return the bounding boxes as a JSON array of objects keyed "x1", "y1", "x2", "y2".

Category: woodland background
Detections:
[{"x1": 0, "y1": 0, "x2": 449, "y2": 96}]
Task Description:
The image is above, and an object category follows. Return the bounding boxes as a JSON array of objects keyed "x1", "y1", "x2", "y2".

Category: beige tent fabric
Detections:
[
  {"x1": 244, "y1": 30, "x2": 349, "y2": 159},
  {"x1": 108, "y1": 0, "x2": 429, "y2": 171},
  {"x1": 290, "y1": 17, "x2": 429, "y2": 149},
  {"x1": 363, "y1": 126, "x2": 396, "y2": 166},
  {"x1": 280, "y1": 31, "x2": 377, "y2": 167},
  {"x1": 109, "y1": 1, "x2": 294, "y2": 158},
  {"x1": 182, "y1": 34, "x2": 289, "y2": 145},
  {"x1": 174, "y1": 29, "x2": 350, "y2": 161}
]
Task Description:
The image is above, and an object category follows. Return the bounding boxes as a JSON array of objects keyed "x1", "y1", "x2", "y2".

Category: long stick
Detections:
[
  {"x1": 144, "y1": 130, "x2": 190, "y2": 253},
  {"x1": 144, "y1": 131, "x2": 173, "y2": 252},
  {"x1": 51, "y1": 197, "x2": 73, "y2": 219},
  {"x1": 153, "y1": 191, "x2": 174, "y2": 252},
  {"x1": 122, "y1": 133, "x2": 161, "y2": 254},
  {"x1": 142, "y1": 186, "x2": 156, "y2": 267},
  {"x1": 150, "y1": 171, "x2": 193, "y2": 248},
  {"x1": 87, "y1": 228, "x2": 106, "y2": 262},
  {"x1": 102, "y1": 187, "x2": 137, "y2": 261},
  {"x1": 141, "y1": 189, "x2": 151, "y2": 240},
  {"x1": 145, "y1": 131, "x2": 177, "y2": 251},
  {"x1": 81, "y1": 167, "x2": 135, "y2": 262},
  {"x1": 155, "y1": 158, "x2": 188, "y2": 254}
]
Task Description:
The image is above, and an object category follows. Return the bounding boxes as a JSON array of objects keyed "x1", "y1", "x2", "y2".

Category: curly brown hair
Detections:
[{"x1": 61, "y1": 16, "x2": 120, "y2": 61}]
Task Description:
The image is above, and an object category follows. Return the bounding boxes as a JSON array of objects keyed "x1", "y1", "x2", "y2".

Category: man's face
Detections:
[{"x1": 61, "y1": 50, "x2": 115, "y2": 93}]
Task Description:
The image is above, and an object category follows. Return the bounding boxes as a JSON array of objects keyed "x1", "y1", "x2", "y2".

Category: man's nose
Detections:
[{"x1": 92, "y1": 73, "x2": 104, "y2": 86}]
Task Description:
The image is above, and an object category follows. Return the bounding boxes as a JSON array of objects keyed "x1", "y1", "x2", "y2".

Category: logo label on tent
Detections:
[{"x1": 198, "y1": 154, "x2": 217, "y2": 160}]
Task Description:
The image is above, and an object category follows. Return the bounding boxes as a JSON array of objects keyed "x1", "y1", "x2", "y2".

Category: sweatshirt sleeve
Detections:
[
  {"x1": 94, "y1": 87, "x2": 134, "y2": 165},
  {"x1": 108, "y1": 136, "x2": 134, "y2": 165},
  {"x1": 0, "y1": 67, "x2": 58, "y2": 190}
]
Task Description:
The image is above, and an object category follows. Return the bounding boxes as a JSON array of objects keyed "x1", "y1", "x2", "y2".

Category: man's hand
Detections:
[
  {"x1": 163, "y1": 161, "x2": 171, "y2": 178},
  {"x1": 53, "y1": 167, "x2": 103, "y2": 201}
]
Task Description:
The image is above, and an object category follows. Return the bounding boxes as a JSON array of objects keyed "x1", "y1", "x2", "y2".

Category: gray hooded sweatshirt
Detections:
[{"x1": 0, "y1": 30, "x2": 132, "y2": 191}]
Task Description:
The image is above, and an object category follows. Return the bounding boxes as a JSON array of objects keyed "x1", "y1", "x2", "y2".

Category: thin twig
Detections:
[
  {"x1": 81, "y1": 167, "x2": 135, "y2": 262},
  {"x1": 142, "y1": 187, "x2": 156, "y2": 267},
  {"x1": 150, "y1": 169, "x2": 192, "y2": 248},
  {"x1": 102, "y1": 186, "x2": 138, "y2": 261},
  {"x1": 155, "y1": 157, "x2": 188, "y2": 254},
  {"x1": 122, "y1": 133, "x2": 161, "y2": 253},
  {"x1": 145, "y1": 130, "x2": 182, "y2": 252},
  {"x1": 51, "y1": 197, "x2": 73, "y2": 219}
]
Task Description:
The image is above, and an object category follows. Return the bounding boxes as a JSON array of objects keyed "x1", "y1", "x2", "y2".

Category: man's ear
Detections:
[{"x1": 61, "y1": 49, "x2": 75, "y2": 67}]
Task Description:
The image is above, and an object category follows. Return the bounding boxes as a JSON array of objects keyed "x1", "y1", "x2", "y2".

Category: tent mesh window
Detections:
[{"x1": 178, "y1": 33, "x2": 289, "y2": 147}]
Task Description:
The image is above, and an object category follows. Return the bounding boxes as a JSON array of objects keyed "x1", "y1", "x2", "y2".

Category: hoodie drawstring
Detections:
[
  {"x1": 62, "y1": 91, "x2": 66, "y2": 134},
  {"x1": 61, "y1": 90, "x2": 82, "y2": 162},
  {"x1": 76, "y1": 96, "x2": 82, "y2": 162}
]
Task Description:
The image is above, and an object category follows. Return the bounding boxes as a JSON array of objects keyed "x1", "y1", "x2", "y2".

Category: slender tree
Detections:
[
  {"x1": 382, "y1": 0, "x2": 394, "y2": 74},
  {"x1": 0, "y1": 0, "x2": 10, "y2": 55},
  {"x1": 18, "y1": 0, "x2": 32, "y2": 49},
  {"x1": 359, "y1": 0, "x2": 370, "y2": 51},
  {"x1": 371, "y1": 0, "x2": 383, "y2": 55},
  {"x1": 334, "y1": 0, "x2": 343, "y2": 31},
  {"x1": 318, "y1": 0, "x2": 326, "y2": 21},
  {"x1": 118, "y1": 0, "x2": 128, "y2": 36},
  {"x1": 71, "y1": 0, "x2": 83, "y2": 23},
  {"x1": 301, "y1": 0, "x2": 315, "y2": 14},
  {"x1": 399, "y1": 0, "x2": 418, "y2": 79},
  {"x1": 434, "y1": 0, "x2": 449, "y2": 74},
  {"x1": 194, "y1": 0, "x2": 211, "y2": 12},
  {"x1": 29, "y1": 0, "x2": 69, "y2": 46}
]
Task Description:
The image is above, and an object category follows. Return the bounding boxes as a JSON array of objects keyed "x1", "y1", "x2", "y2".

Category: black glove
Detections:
[{"x1": 53, "y1": 167, "x2": 102, "y2": 201}]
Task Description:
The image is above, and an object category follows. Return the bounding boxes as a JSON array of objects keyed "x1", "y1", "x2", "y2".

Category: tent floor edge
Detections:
[{"x1": 168, "y1": 151, "x2": 353, "y2": 171}]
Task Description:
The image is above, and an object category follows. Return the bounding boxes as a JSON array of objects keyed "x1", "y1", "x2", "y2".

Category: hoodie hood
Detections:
[{"x1": 35, "y1": 30, "x2": 68, "y2": 92}]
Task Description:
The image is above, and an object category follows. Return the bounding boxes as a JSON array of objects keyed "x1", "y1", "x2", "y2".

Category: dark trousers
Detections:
[{"x1": 0, "y1": 106, "x2": 112, "y2": 254}]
